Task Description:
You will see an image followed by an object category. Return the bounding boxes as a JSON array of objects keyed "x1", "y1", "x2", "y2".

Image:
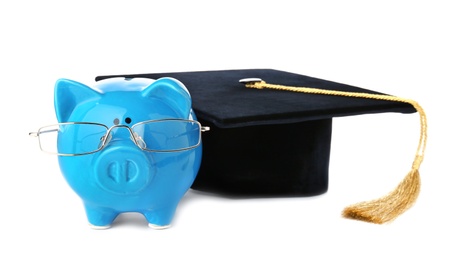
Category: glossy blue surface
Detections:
[{"x1": 54, "y1": 77, "x2": 202, "y2": 229}]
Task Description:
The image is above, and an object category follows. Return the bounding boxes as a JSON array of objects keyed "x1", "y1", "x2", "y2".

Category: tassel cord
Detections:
[{"x1": 246, "y1": 81, "x2": 427, "y2": 172}]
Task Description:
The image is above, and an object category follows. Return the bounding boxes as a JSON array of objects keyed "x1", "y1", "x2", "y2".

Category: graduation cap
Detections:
[{"x1": 96, "y1": 69, "x2": 427, "y2": 224}]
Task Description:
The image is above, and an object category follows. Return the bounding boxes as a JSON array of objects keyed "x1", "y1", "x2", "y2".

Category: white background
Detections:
[{"x1": 1, "y1": 1, "x2": 458, "y2": 259}]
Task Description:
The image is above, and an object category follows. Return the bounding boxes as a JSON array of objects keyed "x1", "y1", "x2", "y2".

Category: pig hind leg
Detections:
[{"x1": 143, "y1": 206, "x2": 177, "y2": 229}]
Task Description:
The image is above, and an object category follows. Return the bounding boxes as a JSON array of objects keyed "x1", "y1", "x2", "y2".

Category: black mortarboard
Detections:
[{"x1": 96, "y1": 69, "x2": 427, "y2": 224}]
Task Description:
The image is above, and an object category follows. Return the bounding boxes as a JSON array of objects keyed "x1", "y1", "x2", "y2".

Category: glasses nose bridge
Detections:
[{"x1": 106, "y1": 124, "x2": 138, "y2": 144}]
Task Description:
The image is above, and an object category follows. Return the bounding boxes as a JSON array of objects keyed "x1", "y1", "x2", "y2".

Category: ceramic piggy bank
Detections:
[{"x1": 49, "y1": 77, "x2": 204, "y2": 229}]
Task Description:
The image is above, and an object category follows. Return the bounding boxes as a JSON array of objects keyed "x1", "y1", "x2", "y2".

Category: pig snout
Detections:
[{"x1": 94, "y1": 145, "x2": 155, "y2": 195}]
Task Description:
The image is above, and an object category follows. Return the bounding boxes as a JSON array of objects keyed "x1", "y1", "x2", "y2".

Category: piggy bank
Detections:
[{"x1": 52, "y1": 77, "x2": 203, "y2": 229}]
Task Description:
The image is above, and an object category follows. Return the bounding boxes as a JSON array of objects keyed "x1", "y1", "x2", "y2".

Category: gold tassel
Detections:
[
  {"x1": 342, "y1": 168, "x2": 420, "y2": 224},
  {"x1": 245, "y1": 80, "x2": 427, "y2": 224}
]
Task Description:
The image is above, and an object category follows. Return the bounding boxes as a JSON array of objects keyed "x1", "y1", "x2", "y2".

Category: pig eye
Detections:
[
  {"x1": 125, "y1": 117, "x2": 132, "y2": 124},
  {"x1": 113, "y1": 118, "x2": 120, "y2": 125}
]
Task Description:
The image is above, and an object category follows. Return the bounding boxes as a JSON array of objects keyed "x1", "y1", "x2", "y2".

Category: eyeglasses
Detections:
[{"x1": 29, "y1": 119, "x2": 210, "y2": 156}]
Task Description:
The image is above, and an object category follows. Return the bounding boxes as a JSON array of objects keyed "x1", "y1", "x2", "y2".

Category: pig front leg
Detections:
[
  {"x1": 84, "y1": 204, "x2": 118, "y2": 229},
  {"x1": 143, "y1": 206, "x2": 177, "y2": 229}
]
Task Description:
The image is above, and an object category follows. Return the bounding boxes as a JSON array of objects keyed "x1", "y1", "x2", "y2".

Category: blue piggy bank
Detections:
[{"x1": 51, "y1": 77, "x2": 204, "y2": 229}]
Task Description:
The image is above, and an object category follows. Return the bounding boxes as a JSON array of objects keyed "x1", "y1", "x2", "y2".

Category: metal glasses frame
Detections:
[{"x1": 29, "y1": 119, "x2": 210, "y2": 156}]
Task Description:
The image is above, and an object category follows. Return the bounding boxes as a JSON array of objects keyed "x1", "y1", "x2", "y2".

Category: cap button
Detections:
[{"x1": 239, "y1": 78, "x2": 263, "y2": 84}]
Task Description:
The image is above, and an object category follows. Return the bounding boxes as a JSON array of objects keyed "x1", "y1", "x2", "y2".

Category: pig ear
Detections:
[
  {"x1": 141, "y1": 77, "x2": 192, "y2": 118},
  {"x1": 54, "y1": 79, "x2": 101, "y2": 122}
]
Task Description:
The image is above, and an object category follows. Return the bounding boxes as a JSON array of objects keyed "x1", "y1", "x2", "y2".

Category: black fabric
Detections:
[
  {"x1": 194, "y1": 118, "x2": 332, "y2": 197},
  {"x1": 96, "y1": 69, "x2": 415, "y2": 128},
  {"x1": 95, "y1": 69, "x2": 416, "y2": 197}
]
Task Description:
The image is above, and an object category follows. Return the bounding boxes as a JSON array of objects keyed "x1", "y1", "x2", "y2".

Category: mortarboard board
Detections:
[{"x1": 95, "y1": 69, "x2": 427, "y2": 224}]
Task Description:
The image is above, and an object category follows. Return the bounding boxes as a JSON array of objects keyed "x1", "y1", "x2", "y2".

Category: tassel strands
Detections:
[
  {"x1": 342, "y1": 168, "x2": 420, "y2": 224},
  {"x1": 245, "y1": 80, "x2": 427, "y2": 224}
]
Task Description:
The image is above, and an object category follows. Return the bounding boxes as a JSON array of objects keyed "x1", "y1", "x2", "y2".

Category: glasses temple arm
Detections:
[{"x1": 29, "y1": 128, "x2": 59, "y2": 137}]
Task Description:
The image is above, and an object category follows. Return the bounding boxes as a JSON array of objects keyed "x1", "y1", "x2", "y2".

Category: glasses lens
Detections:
[
  {"x1": 38, "y1": 123, "x2": 108, "y2": 155},
  {"x1": 132, "y1": 120, "x2": 201, "y2": 151}
]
